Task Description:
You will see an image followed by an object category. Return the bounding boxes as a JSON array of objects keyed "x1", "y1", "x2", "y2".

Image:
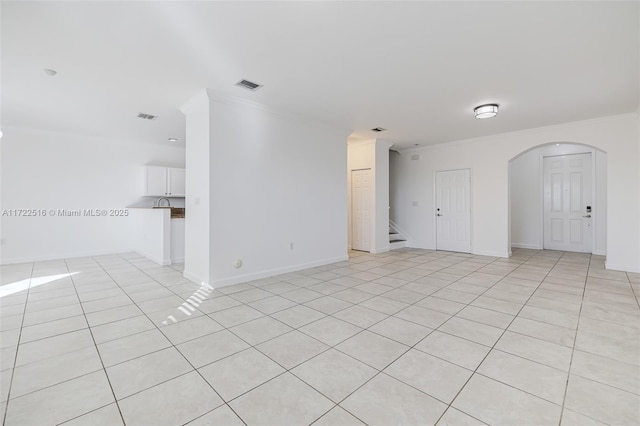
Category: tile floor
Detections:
[{"x1": 1, "y1": 248, "x2": 639, "y2": 425}]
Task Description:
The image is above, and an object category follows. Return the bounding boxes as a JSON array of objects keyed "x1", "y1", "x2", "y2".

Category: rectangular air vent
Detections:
[
  {"x1": 371, "y1": 127, "x2": 386, "y2": 132},
  {"x1": 137, "y1": 113, "x2": 157, "y2": 120},
  {"x1": 235, "y1": 79, "x2": 263, "y2": 91}
]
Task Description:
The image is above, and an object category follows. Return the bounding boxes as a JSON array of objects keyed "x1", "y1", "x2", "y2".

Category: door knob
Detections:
[{"x1": 583, "y1": 215, "x2": 591, "y2": 218}]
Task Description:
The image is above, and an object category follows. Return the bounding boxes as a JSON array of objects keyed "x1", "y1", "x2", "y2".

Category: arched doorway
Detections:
[{"x1": 509, "y1": 143, "x2": 607, "y2": 255}]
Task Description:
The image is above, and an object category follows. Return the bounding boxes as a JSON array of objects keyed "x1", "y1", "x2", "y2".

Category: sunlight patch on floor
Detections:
[{"x1": 0, "y1": 272, "x2": 79, "y2": 298}]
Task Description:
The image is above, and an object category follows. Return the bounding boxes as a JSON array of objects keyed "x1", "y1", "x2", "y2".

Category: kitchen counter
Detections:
[
  {"x1": 130, "y1": 207, "x2": 185, "y2": 265},
  {"x1": 155, "y1": 207, "x2": 185, "y2": 218},
  {"x1": 129, "y1": 206, "x2": 185, "y2": 218}
]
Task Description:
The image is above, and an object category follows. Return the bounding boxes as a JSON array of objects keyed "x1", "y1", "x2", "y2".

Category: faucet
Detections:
[{"x1": 156, "y1": 197, "x2": 171, "y2": 207}]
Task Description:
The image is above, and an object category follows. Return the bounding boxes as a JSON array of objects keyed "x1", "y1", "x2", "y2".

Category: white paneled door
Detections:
[
  {"x1": 351, "y1": 169, "x2": 372, "y2": 252},
  {"x1": 543, "y1": 153, "x2": 592, "y2": 252},
  {"x1": 436, "y1": 169, "x2": 471, "y2": 253}
]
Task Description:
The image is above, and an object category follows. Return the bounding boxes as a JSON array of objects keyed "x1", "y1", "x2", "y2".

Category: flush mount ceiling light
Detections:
[
  {"x1": 168, "y1": 138, "x2": 178, "y2": 142},
  {"x1": 474, "y1": 104, "x2": 499, "y2": 119},
  {"x1": 43, "y1": 68, "x2": 57, "y2": 76}
]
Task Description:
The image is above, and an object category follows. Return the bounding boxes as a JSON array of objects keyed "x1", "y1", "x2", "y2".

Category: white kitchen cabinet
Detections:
[
  {"x1": 145, "y1": 166, "x2": 168, "y2": 196},
  {"x1": 144, "y1": 166, "x2": 185, "y2": 197},
  {"x1": 168, "y1": 168, "x2": 186, "y2": 197}
]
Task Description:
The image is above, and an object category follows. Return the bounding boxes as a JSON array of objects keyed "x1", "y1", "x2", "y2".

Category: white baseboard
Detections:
[
  {"x1": 511, "y1": 243, "x2": 543, "y2": 250},
  {"x1": 511, "y1": 244, "x2": 606, "y2": 256},
  {"x1": 405, "y1": 243, "x2": 436, "y2": 250},
  {"x1": 135, "y1": 250, "x2": 171, "y2": 266},
  {"x1": 371, "y1": 246, "x2": 390, "y2": 254},
  {"x1": 389, "y1": 241, "x2": 406, "y2": 250},
  {"x1": 211, "y1": 255, "x2": 349, "y2": 288},
  {"x1": 183, "y1": 270, "x2": 207, "y2": 286},
  {"x1": 0, "y1": 248, "x2": 134, "y2": 265},
  {"x1": 471, "y1": 249, "x2": 510, "y2": 258},
  {"x1": 604, "y1": 262, "x2": 640, "y2": 273}
]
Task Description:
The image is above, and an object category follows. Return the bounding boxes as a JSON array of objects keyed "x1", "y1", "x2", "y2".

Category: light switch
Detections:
[{"x1": 413, "y1": 201, "x2": 419, "y2": 206}]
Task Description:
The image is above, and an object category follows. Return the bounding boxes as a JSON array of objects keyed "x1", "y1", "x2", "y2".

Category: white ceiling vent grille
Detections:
[
  {"x1": 235, "y1": 79, "x2": 262, "y2": 91},
  {"x1": 371, "y1": 127, "x2": 386, "y2": 132},
  {"x1": 137, "y1": 112, "x2": 157, "y2": 120}
]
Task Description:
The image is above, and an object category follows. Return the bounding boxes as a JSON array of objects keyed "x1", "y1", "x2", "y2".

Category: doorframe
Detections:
[
  {"x1": 539, "y1": 150, "x2": 596, "y2": 253},
  {"x1": 350, "y1": 167, "x2": 373, "y2": 253},
  {"x1": 433, "y1": 168, "x2": 473, "y2": 253}
]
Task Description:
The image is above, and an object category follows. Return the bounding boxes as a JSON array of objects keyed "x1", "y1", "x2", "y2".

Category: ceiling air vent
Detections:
[
  {"x1": 137, "y1": 112, "x2": 157, "y2": 121},
  {"x1": 235, "y1": 79, "x2": 262, "y2": 91},
  {"x1": 371, "y1": 127, "x2": 386, "y2": 132}
]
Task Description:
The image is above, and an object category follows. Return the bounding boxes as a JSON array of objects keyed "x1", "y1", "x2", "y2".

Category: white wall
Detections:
[
  {"x1": 595, "y1": 149, "x2": 607, "y2": 255},
  {"x1": 509, "y1": 155, "x2": 539, "y2": 249},
  {"x1": 180, "y1": 90, "x2": 210, "y2": 285},
  {"x1": 0, "y1": 127, "x2": 186, "y2": 264},
  {"x1": 389, "y1": 150, "x2": 401, "y2": 225},
  {"x1": 207, "y1": 93, "x2": 350, "y2": 287},
  {"x1": 374, "y1": 140, "x2": 392, "y2": 253},
  {"x1": 391, "y1": 113, "x2": 640, "y2": 272},
  {"x1": 510, "y1": 144, "x2": 607, "y2": 255}
]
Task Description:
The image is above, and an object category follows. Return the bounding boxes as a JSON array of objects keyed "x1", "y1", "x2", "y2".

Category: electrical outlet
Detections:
[{"x1": 289, "y1": 242, "x2": 294, "y2": 250}]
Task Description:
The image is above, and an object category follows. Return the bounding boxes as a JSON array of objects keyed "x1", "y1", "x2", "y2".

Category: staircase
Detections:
[{"x1": 389, "y1": 222, "x2": 407, "y2": 249}]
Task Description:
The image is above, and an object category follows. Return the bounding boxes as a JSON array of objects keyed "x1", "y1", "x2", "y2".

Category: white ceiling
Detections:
[{"x1": 2, "y1": 1, "x2": 638, "y2": 149}]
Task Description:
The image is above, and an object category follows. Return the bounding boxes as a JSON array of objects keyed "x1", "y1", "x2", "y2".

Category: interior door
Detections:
[
  {"x1": 352, "y1": 169, "x2": 372, "y2": 252},
  {"x1": 543, "y1": 153, "x2": 592, "y2": 252},
  {"x1": 436, "y1": 169, "x2": 471, "y2": 253}
]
